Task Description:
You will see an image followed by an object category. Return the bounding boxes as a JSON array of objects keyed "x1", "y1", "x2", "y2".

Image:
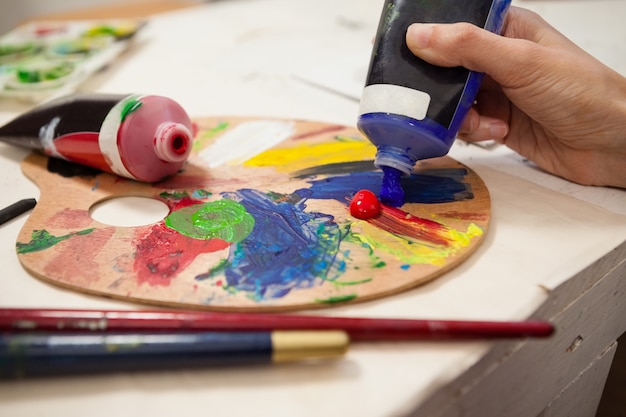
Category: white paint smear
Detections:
[{"x1": 198, "y1": 120, "x2": 295, "y2": 168}]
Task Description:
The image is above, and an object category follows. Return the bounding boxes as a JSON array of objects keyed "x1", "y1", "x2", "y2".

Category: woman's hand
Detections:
[{"x1": 406, "y1": 6, "x2": 626, "y2": 188}]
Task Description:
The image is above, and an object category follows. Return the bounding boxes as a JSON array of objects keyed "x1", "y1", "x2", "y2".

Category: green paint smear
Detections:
[
  {"x1": 193, "y1": 121, "x2": 230, "y2": 151},
  {"x1": 265, "y1": 191, "x2": 303, "y2": 205},
  {"x1": 16, "y1": 62, "x2": 73, "y2": 83},
  {"x1": 332, "y1": 278, "x2": 372, "y2": 286},
  {"x1": 0, "y1": 43, "x2": 37, "y2": 56},
  {"x1": 16, "y1": 228, "x2": 95, "y2": 254},
  {"x1": 159, "y1": 189, "x2": 212, "y2": 200},
  {"x1": 344, "y1": 229, "x2": 388, "y2": 269},
  {"x1": 207, "y1": 258, "x2": 229, "y2": 277},
  {"x1": 160, "y1": 191, "x2": 189, "y2": 200},
  {"x1": 334, "y1": 135, "x2": 363, "y2": 142},
  {"x1": 165, "y1": 199, "x2": 254, "y2": 242},
  {"x1": 315, "y1": 294, "x2": 358, "y2": 304},
  {"x1": 192, "y1": 189, "x2": 212, "y2": 199},
  {"x1": 201, "y1": 121, "x2": 229, "y2": 138},
  {"x1": 120, "y1": 97, "x2": 142, "y2": 121}
]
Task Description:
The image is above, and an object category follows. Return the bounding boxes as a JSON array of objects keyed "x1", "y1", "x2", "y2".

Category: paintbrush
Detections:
[
  {"x1": 0, "y1": 330, "x2": 349, "y2": 379},
  {"x1": 0, "y1": 308, "x2": 555, "y2": 340}
]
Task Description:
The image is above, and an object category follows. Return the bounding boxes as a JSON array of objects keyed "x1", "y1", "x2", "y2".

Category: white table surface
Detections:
[{"x1": 1, "y1": 1, "x2": 625, "y2": 416}]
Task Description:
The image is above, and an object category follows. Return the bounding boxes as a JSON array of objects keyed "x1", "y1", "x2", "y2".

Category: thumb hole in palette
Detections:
[{"x1": 90, "y1": 196, "x2": 170, "y2": 227}]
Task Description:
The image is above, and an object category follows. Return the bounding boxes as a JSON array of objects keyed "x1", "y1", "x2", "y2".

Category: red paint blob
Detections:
[
  {"x1": 350, "y1": 190, "x2": 382, "y2": 220},
  {"x1": 133, "y1": 223, "x2": 230, "y2": 287}
]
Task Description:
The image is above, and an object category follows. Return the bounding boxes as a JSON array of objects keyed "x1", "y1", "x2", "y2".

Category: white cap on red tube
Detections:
[{"x1": 153, "y1": 122, "x2": 193, "y2": 163}]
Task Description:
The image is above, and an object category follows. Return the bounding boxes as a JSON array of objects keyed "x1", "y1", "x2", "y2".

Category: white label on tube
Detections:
[
  {"x1": 359, "y1": 84, "x2": 431, "y2": 120},
  {"x1": 99, "y1": 95, "x2": 139, "y2": 180}
]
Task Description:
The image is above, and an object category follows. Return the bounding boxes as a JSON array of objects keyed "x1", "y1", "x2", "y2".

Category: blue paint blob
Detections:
[
  {"x1": 308, "y1": 172, "x2": 381, "y2": 201},
  {"x1": 380, "y1": 166, "x2": 404, "y2": 207},
  {"x1": 196, "y1": 189, "x2": 347, "y2": 300},
  {"x1": 307, "y1": 168, "x2": 473, "y2": 205},
  {"x1": 403, "y1": 168, "x2": 474, "y2": 204}
]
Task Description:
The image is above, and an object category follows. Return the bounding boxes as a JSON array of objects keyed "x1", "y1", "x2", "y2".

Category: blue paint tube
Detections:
[{"x1": 357, "y1": 0, "x2": 511, "y2": 206}]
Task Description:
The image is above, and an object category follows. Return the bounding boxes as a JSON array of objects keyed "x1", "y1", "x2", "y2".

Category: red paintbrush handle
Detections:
[{"x1": 0, "y1": 308, "x2": 554, "y2": 340}]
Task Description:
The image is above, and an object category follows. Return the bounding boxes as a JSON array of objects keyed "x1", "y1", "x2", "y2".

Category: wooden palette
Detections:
[{"x1": 16, "y1": 117, "x2": 490, "y2": 311}]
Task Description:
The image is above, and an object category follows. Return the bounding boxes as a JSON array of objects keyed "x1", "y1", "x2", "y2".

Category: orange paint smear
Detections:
[{"x1": 367, "y1": 205, "x2": 453, "y2": 246}]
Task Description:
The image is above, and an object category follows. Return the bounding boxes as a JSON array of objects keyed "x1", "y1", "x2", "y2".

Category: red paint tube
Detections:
[{"x1": 0, "y1": 93, "x2": 194, "y2": 182}]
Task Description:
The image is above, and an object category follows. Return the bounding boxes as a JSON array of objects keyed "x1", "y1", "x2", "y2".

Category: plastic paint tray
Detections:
[{"x1": 0, "y1": 19, "x2": 144, "y2": 103}]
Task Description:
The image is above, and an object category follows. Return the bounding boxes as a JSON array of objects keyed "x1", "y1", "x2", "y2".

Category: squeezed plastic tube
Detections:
[
  {"x1": 357, "y1": 0, "x2": 511, "y2": 206},
  {"x1": 0, "y1": 93, "x2": 194, "y2": 182}
]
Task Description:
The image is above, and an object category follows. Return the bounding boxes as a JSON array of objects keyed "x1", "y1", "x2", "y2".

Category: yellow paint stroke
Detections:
[
  {"x1": 352, "y1": 221, "x2": 483, "y2": 266},
  {"x1": 244, "y1": 136, "x2": 375, "y2": 173}
]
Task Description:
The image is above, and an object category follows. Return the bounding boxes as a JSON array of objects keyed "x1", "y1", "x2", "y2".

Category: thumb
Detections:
[{"x1": 406, "y1": 21, "x2": 533, "y2": 89}]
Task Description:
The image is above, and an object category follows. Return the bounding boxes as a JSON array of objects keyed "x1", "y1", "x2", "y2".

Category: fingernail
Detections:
[
  {"x1": 489, "y1": 122, "x2": 508, "y2": 139},
  {"x1": 407, "y1": 23, "x2": 432, "y2": 49}
]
